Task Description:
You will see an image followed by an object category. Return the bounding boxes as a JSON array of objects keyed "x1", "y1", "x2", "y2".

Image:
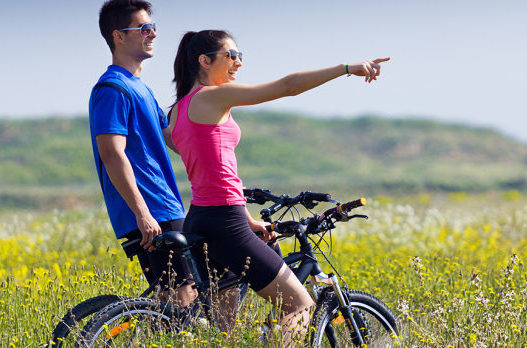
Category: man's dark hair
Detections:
[{"x1": 99, "y1": 0, "x2": 152, "y2": 52}]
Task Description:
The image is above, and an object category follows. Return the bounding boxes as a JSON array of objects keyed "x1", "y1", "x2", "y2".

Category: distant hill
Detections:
[
  {"x1": 234, "y1": 111, "x2": 527, "y2": 193},
  {"x1": 1, "y1": 112, "x2": 526, "y2": 205}
]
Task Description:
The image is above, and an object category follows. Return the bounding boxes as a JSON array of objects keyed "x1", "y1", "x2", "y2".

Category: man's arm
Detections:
[
  {"x1": 97, "y1": 133, "x2": 160, "y2": 251},
  {"x1": 162, "y1": 126, "x2": 179, "y2": 154}
]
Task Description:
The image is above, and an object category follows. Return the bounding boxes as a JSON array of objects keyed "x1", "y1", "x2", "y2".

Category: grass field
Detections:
[{"x1": 1, "y1": 191, "x2": 526, "y2": 346}]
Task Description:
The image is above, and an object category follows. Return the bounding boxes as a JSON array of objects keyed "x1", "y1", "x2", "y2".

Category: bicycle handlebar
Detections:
[
  {"x1": 340, "y1": 197, "x2": 367, "y2": 211},
  {"x1": 244, "y1": 188, "x2": 331, "y2": 205},
  {"x1": 318, "y1": 197, "x2": 367, "y2": 220},
  {"x1": 244, "y1": 188, "x2": 333, "y2": 220},
  {"x1": 265, "y1": 197, "x2": 367, "y2": 236},
  {"x1": 243, "y1": 188, "x2": 280, "y2": 205},
  {"x1": 304, "y1": 192, "x2": 332, "y2": 202},
  {"x1": 266, "y1": 220, "x2": 298, "y2": 233}
]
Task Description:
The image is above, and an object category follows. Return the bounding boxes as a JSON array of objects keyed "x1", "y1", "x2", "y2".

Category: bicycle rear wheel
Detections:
[
  {"x1": 50, "y1": 295, "x2": 123, "y2": 347},
  {"x1": 75, "y1": 297, "x2": 187, "y2": 347},
  {"x1": 311, "y1": 288, "x2": 400, "y2": 347}
]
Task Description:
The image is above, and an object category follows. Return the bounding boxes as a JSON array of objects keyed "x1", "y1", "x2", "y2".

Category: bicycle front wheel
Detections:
[
  {"x1": 311, "y1": 288, "x2": 400, "y2": 347},
  {"x1": 75, "y1": 297, "x2": 187, "y2": 347}
]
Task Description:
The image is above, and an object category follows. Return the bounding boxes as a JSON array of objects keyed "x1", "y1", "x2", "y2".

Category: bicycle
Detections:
[
  {"x1": 49, "y1": 188, "x2": 325, "y2": 346},
  {"x1": 74, "y1": 192, "x2": 401, "y2": 347}
]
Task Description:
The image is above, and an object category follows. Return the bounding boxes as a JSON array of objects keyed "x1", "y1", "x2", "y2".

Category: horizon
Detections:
[{"x1": 2, "y1": 110, "x2": 524, "y2": 145}]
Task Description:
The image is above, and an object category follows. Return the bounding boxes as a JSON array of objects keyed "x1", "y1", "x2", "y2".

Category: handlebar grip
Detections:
[
  {"x1": 340, "y1": 197, "x2": 367, "y2": 212},
  {"x1": 246, "y1": 188, "x2": 281, "y2": 202},
  {"x1": 265, "y1": 221, "x2": 298, "y2": 233},
  {"x1": 265, "y1": 200, "x2": 283, "y2": 216},
  {"x1": 306, "y1": 192, "x2": 331, "y2": 202}
]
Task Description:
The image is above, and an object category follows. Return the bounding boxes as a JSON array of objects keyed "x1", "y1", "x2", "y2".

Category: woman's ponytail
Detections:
[{"x1": 173, "y1": 31, "x2": 198, "y2": 102}]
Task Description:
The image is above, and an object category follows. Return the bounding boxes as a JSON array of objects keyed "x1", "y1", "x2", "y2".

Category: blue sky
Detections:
[{"x1": 3, "y1": 0, "x2": 527, "y2": 142}]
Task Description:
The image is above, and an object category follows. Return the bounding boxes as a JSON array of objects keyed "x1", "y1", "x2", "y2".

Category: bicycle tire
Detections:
[
  {"x1": 75, "y1": 297, "x2": 187, "y2": 347},
  {"x1": 311, "y1": 288, "x2": 400, "y2": 347},
  {"x1": 50, "y1": 295, "x2": 123, "y2": 347}
]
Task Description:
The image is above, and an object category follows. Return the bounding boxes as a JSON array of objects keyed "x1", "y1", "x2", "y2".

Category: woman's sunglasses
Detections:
[
  {"x1": 120, "y1": 23, "x2": 156, "y2": 37},
  {"x1": 205, "y1": 49, "x2": 243, "y2": 62}
]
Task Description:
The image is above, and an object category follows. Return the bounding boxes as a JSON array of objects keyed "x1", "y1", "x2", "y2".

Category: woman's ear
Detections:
[{"x1": 198, "y1": 54, "x2": 211, "y2": 70}]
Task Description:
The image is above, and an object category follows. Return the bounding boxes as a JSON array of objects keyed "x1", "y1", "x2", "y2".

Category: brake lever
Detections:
[
  {"x1": 256, "y1": 226, "x2": 282, "y2": 244},
  {"x1": 349, "y1": 214, "x2": 368, "y2": 220},
  {"x1": 267, "y1": 237, "x2": 279, "y2": 246},
  {"x1": 302, "y1": 200, "x2": 319, "y2": 209}
]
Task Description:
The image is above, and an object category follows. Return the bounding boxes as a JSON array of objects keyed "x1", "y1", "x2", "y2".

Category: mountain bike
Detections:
[
  {"x1": 74, "y1": 193, "x2": 401, "y2": 347},
  {"x1": 49, "y1": 188, "x2": 327, "y2": 346}
]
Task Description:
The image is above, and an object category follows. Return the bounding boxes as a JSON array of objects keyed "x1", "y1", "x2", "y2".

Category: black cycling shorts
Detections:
[
  {"x1": 184, "y1": 205, "x2": 284, "y2": 292},
  {"x1": 120, "y1": 219, "x2": 190, "y2": 289}
]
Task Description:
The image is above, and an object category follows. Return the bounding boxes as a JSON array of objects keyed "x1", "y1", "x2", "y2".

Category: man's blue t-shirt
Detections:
[{"x1": 88, "y1": 65, "x2": 185, "y2": 238}]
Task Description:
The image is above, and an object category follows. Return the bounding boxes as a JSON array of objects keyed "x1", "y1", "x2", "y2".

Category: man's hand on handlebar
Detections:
[{"x1": 136, "y1": 212, "x2": 161, "y2": 252}]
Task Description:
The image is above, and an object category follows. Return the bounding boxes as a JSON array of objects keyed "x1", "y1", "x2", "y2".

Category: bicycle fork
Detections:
[{"x1": 328, "y1": 273, "x2": 366, "y2": 346}]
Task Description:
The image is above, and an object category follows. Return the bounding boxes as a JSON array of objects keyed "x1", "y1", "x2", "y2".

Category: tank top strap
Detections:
[
  {"x1": 188, "y1": 86, "x2": 204, "y2": 98},
  {"x1": 175, "y1": 86, "x2": 205, "y2": 129}
]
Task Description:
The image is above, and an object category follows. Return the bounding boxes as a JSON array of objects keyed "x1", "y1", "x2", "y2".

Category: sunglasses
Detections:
[
  {"x1": 120, "y1": 23, "x2": 156, "y2": 37},
  {"x1": 205, "y1": 49, "x2": 243, "y2": 62}
]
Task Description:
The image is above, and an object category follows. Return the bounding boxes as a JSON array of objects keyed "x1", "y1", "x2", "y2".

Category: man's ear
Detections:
[
  {"x1": 198, "y1": 54, "x2": 211, "y2": 70},
  {"x1": 112, "y1": 29, "x2": 125, "y2": 47}
]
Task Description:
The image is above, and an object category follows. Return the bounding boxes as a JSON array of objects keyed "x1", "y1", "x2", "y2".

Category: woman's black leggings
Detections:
[{"x1": 184, "y1": 205, "x2": 284, "y2": 291}]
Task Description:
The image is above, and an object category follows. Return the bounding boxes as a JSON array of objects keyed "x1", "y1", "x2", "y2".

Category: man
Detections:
[{"x1": 89, "y1": 0, "x2": 194, "y2": 303}]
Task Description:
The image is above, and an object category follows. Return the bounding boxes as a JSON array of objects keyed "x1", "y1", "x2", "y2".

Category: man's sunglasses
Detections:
[
  {"x1": 205, "y1": 49, "x2": 243, "y2": 62},
  {"x1": 120, "y1": 23, "x2": 156, "y2": 37}
]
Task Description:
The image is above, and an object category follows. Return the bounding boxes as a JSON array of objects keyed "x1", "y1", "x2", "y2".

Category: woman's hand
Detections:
[
  {"x1": 249, "y1": 220, "x2": 277, "y2": 243},
  {"x1": 347, "y1": 57, "x2": 391, "y2": 83},
  {"x1": 245, "y1": 207, "x2": 277, "y2": 244}
]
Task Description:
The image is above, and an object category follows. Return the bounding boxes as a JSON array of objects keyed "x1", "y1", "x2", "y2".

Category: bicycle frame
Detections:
[{"x1": 177, "y1": 218, "x2": 351, "y2": 339}]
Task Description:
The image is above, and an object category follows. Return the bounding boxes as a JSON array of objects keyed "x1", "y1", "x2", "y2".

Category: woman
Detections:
[{"x1": 169, "y1": 29, "x2": 389, "y2": 343}]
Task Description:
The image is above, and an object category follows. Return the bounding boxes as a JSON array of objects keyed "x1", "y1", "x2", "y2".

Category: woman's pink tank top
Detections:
[{"x1": 171, "y1": 86, "x2": 246, "y2": 206}]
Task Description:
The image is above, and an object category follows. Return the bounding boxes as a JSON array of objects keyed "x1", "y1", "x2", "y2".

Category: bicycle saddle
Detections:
[{"x1": 152, "y1": 231, "x2": 205, "y2": 252}]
